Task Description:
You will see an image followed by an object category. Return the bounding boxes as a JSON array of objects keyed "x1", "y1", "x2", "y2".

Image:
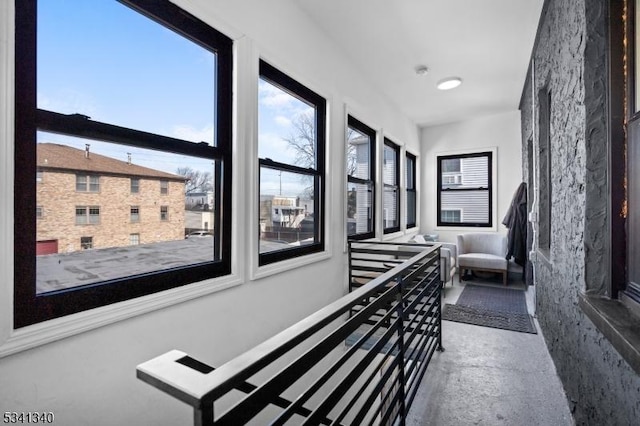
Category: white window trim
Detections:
[
  {"x1": 342, "y1": 105, "x2": 384, "y2": 251},
  {"x1": 248, "y1": 49, "x2": 333, "y2": 280},
  {"x1": 380, "y1": 132, "x2": 406, "y2": 241}
]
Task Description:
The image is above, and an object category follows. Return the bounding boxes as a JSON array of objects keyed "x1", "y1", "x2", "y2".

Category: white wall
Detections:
[
  {"x1": 419, "y1": 111, "x2": 523, "y2": 243},
  {"x1": 0, "y1": 0, "x2": 420, "y2": 424}
]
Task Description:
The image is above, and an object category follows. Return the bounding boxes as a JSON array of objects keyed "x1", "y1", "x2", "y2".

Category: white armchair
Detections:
[
  {"x1": 457, "y1": 233, "x2": 508, "y2": 285},
  {"x1": 406, "y1": 235, "x2": 457, "y2": 286}
]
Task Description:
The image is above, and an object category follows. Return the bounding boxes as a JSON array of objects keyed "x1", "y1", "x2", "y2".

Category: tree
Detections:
[
  {"x1": 176, "y1": 166, "x2": 213, "y2": 194},
  {"x1": 283, "y1": 111, "x2": 357, "y2": 197},
  {"x1": 282, "y1": 110, "x2": 317, "y2": 169}
]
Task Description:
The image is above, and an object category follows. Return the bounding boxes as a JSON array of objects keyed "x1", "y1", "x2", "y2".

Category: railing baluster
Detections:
[{"x1": 137, "y1": 241, "x2": 443, "y2": 425}]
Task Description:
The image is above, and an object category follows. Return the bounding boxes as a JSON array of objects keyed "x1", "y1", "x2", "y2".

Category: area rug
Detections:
[{"x1": 442, "y1": 284, "x2": 537, "y2": 334}]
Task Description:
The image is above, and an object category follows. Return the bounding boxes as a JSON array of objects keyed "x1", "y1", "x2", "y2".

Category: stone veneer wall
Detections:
[{"x1": 520, "y1": 0, "x2": 640, "y2": 424}]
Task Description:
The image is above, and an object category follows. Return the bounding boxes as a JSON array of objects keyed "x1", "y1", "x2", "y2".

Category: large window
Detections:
[
  {"x1": 14, "y1": 0, "x2": 233, "y2": 327},
  {"x1": 437, "y1": 152, "x2": 492, "y2": 227},
  {"x1": 383, "y1": 139, "x2": 400, "y2": 233},
  {"x1": 258, "y1": 60, "x2": 326, "y2": 265},
  {"x1": 346, "y1": 116, "x2": 376, "y2": 240},
  {"x1": 406, "y1": 152, "x2": 417, "y2": 229}
]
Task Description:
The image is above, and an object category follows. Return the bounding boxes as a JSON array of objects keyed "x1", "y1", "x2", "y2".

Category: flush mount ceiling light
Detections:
[
  {"x1": 415, "y1": 65, "x2": 430, "y2": 76},
  {"x1": 436, "y1": 77, "x2": 463, "y2": 90}
]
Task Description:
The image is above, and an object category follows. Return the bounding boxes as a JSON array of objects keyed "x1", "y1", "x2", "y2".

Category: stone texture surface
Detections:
[
  {"x1": 37, "y1": 171, "x2": 185, "y2": 251},
  {"x1": 520, "y1": 0, "x2": 640, "y2": 424},
  {"x1": 407, "y1": 285, "x2": 572, "y2": 426}
]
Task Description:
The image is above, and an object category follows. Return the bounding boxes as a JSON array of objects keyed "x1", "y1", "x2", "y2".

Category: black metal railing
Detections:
[{"x1": 137, "y1": 241, "x2": 442, "y2": 425}]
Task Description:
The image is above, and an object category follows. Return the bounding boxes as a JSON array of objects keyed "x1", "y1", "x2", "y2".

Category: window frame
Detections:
[
  {"x1": 436, "y1": 151, "x2": 493, "y2": 228},
  {"x1": 160, "y1": 205, "x2": 169, "y2": 221},
  {"x1": 382, "y1": 138, "x2": 400, "y2": 234},
  {"x1": 130, "y1": 206, "x2": 140, "y2": 223},
  {"x1": 130, "y1": 177, "x2": 140, "y2": 194},
  {"x1": 76, "y1": 174, "x2": 100, "y2": 193},
  {"x1": 13, "y1": 0, "x2": 233, "y2": 328},
  {"x1": 80, "y1": 236, "x2": 93, "y2": 250},
  {"x1": 75, "y1": 205, "x2": 100, "y2": 225},
  {"x1": 405, "y1": 151, "x2": 417, "y2": 229},
  {"x1": 257, "y1": 60, "x2": 326, "y2": 266},
  {"x1": 346, "y1": 115, "x2": 376, "y2": 241}
]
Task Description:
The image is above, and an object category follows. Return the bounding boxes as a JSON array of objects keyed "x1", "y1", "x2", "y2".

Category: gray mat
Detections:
[{"x1": 442, "y1": 284, "x2": 537, "y2": 334}]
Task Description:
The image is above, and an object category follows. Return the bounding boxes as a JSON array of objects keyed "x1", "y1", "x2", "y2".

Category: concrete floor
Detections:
[{"x1": 406, "y1": 277, "x2": 574, "y2": 426}]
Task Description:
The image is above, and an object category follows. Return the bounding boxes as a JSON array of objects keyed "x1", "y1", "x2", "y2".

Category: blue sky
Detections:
[{"x1": 37, "y1": 0, "x2": 313, "y2": 197}]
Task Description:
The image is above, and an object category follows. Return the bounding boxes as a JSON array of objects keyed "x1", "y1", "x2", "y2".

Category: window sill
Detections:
[
  {"x1": 252, "y1": 249, "x2": 332, "y2": 281},
  {"x1": 0, "y1": 274, "x2": 243, "y2": 358},
  {"x1": 578, "y1": 293, "x2": 640, "y2": 375},
  {"x1": 382, "y1": 230, "x2": 405, "y2": 241}
]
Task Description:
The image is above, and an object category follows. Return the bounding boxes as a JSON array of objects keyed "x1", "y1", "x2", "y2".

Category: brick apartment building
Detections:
[{"x1": 36, "y1": 143, "x2": 186, "y2": 254}]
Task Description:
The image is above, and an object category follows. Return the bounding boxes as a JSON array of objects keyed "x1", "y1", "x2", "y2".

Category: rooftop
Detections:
[{"x1": 37, "y1": 143, "x2": 186, "y2": 181}]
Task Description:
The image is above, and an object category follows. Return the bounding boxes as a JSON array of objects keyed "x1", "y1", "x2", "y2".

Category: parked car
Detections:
[{"x1": 186, "y1": 231, "x2": 213, "y2": 238}]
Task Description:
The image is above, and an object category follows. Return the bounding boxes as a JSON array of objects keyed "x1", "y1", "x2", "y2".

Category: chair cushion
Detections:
[{"x1": 458, "y1": 253, "x2": 507, "y2": 271}]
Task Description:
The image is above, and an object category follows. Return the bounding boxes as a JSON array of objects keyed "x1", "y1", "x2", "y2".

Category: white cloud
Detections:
[
  {"x1": 172, "y1": 124, "x2": 215, "y2": 144},
  {"x1": 259, "y1": 132, "x2": 292, "y2": 158},
  {"x1": 259, "y1": 80, "x2": 293, "y2": 108},
  {"x1": 274, "y1": 115, "x2": 291, "y2": 127}
]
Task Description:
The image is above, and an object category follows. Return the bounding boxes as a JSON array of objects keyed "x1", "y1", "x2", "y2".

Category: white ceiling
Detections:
[{"x1": 296, "y1": 0, "x2": 544, "y2": 127}]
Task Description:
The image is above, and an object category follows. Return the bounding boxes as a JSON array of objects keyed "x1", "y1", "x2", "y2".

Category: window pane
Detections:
[
  {"x1": 80, "y1": 236, "x2": 93, "y2": 249},
  {"x1": 35, "y1": 134, "x2": 219, "y2": 294},
  {"x1": 347, "y1": 127, "x2": 370, "y2": 179},
  {"x1": 407, "y1": 190, "x2": 416, "y2": 226},
  {"x1": 441, "y1": 158, "x2": 461, "y2": 173},
  {"x1": 259, "y1": 167, "x2": 316, "y2": 254},
  {"x1": 383, "y1": 145, "x2": 397, "y2": 185},
  {"x1": 76, "y1": 175, "x2": 87, "y2": 192},
  {"x1": 406, "y1": 157, "x2": 415, "y2": 190},
  {"x1": 258, "y1": 79, "x2": 317, "y2": 168},
  {"x1": 75, "y1": 207, "x2": 86, "y2": 225},
  {"x1": 89, "y1": 207, "x2": 100, "y2": 224},
  {"x1": 89, "y1": 176, "x2": 100, "y2": 192},
  {"x1": 383, "y1": 186, "x2": 399, "y2": 229},
  {"x1": 347, "y1": 181, "x2": 373, "y2": 236},
  {"x1": 441, "y1": 210, "x2": 462, "y2": 223},
  {"x1": 440, "y1": 190, "x2": 489, "y2": 223},
  {"x1": 441, "y1": 156, "x2": 488, "y2": 189},
  {"x1": 36, "y1": 0, "x2": 217, "y2": 145}
]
